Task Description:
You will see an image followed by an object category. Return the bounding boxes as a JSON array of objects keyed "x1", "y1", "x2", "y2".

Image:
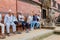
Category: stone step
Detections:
[
  {"x1": 43, "y1": 34, "x2": 60, "y2": 40},
  {"x1": 41, "y1": 26, "x2": 56, "y2": 29},
  {"x1": 54, "y1": 27, "x2": 60, "y2": 33},
  {"x1": 23, "y1": 29, "x2": 54, "y2": 40},
  {"x1": 0, "y1": 29, "x2": 54, "y2": 40}
]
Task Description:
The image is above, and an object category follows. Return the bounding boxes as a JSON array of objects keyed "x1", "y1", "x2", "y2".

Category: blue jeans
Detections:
[
  {"x1": 30, "y1": 21, "x2": 37, "y2": 30},
  {"x1": 36, "y1": 22, "x2": 40, "y2": 28},
  {"x1": 19, "y1": 21, "x2": 27, "y2": 30}
]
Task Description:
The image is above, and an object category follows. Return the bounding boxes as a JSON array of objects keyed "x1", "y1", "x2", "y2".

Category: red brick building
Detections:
[
  {"x1": 0, "y1": 0, "x2": 41, "y2": 15},
  {"x1": 0, "y1": 0, "x2": 60, "y2": 18},
  {"x1": 0, "y1": 0, "x2": 16, "y2": 13},
  {"x1": 17, "y1": 0, "x2": 41, "y2": 15}
]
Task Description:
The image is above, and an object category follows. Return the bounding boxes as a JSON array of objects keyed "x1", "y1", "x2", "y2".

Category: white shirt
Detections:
[
  {"x1": 4, "y1": 14, "x2": 18, "y2": 25},
  {"x1": 18, "y1": 15, "x2": 24, "y2": 21},
  {"x1": 11, "y1": 15, "x2": 18, "y2": 22},
  {"x1": 4, "y1": 14, "x2": 14, "y2": 24},
  {"x1": 37, "y1": 16, "x2": 40, "y2": 21},
  {"x1": 27, "y1": 16, "x2": 33, "y2": 24},
  {"x1": 4, "y1": 14, "x2": 10, "y2": 24}
]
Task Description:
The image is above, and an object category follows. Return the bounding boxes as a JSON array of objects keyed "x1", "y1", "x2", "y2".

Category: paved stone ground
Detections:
[
  {"x1": 0, "y1": 29, "x2": 53, "y2": 40},
  {"x1": 43, "y1": 34, "x2": 60, "y2": 40}
]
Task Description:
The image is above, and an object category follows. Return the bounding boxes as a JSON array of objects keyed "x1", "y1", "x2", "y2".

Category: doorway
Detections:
[{"x1": 42, "y1": 9, "x2": 46, "y2": 19}]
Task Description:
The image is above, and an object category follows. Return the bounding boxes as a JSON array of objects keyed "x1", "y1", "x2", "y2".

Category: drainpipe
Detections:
[{"x1": 16, "y1": 0, "x2": 18, "y2": 17}]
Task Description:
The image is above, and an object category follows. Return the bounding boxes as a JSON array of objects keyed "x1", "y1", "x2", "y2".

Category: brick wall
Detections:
[
  {"x1": 17, "y1": 1, "x2": 40, "y2": 15},
  {"x1": 0, "y1": 0, "x2": 16, "y2": 13},
  {"x1": 0, "y1": 0, "x2": 40, "y2": 15}
]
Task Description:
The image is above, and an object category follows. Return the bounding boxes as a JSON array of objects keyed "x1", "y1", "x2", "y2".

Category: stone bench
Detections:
[
  {"x1": 19, "y1": 29, "x2": 54, "y2": 40},
  {"x1": 54, "y1": 27, "x2": 60, "y2": 33}
]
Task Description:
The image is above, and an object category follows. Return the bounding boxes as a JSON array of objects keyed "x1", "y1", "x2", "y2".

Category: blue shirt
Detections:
[{"x1": 33, "y1": 15, "x2": 37, "y2": 21}]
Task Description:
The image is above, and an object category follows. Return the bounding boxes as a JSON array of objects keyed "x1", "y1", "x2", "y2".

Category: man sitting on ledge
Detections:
[
  {"x1": 0, "y1": 13, "x2": 5, "y2": 39},
  {"x1": 4, "y1": 10, "x2": 17, "y2": 36}
]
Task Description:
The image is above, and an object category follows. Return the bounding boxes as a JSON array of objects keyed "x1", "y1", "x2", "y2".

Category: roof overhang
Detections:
[{"x1": 18, "y1": 0, "x2": 42, "y2": 6}]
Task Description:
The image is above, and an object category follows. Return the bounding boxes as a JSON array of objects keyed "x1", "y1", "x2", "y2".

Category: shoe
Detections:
[
  {"x1": 7, "y1": 33, "x2": 10, "y2": 36},
  {"x1": 26, "y1": 31, "x2": 29, "y2": 33},
  {"x1": 16, "y1": 32, "x2": 22, "y2": 34},
  {"x1": 26, "y1": 29, "x2": 29, "y2": 33},
  {"x1": 13, "y1": 32, "x2": 17, "y2": 34},
  {"x1": 36, "y1": 27, "x2": 40, "y2": 29}
]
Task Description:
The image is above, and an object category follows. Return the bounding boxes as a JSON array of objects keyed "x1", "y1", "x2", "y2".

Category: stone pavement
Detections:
[
  {"x1": 0, "y1": 29, "x2": 54, "y2": 40},
  {"x1": 43, "y1": 34, "x2": 60, "y2": 40}
]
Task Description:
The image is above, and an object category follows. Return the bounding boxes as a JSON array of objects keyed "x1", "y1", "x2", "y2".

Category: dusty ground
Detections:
[{"x1": 43, "y1": 34, "x2": 60, "y2": 40}]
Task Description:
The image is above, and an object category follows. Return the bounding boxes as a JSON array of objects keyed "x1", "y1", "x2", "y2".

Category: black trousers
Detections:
[{"x1": 19, "y1": 21, "x2": 29, "y2": 30}]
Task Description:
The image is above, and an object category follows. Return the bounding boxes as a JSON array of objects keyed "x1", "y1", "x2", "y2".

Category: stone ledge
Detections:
[
  {"x1": 23, "y1": 29, "x2": 54, "y2": 40},
  {"x1": 41, "y1": 27, "x2": 55, "y2": 29},
  {"x1": 0, "y1": 29, "x2": 54, "y2": 40},
  {"x1": 54, "y1": 27, "x2": 60, "y2": 33}
]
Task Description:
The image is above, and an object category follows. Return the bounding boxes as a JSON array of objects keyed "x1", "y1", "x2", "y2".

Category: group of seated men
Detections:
[{"x1": 0, "y1": 11, "x2": 40, "y2": 39}]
